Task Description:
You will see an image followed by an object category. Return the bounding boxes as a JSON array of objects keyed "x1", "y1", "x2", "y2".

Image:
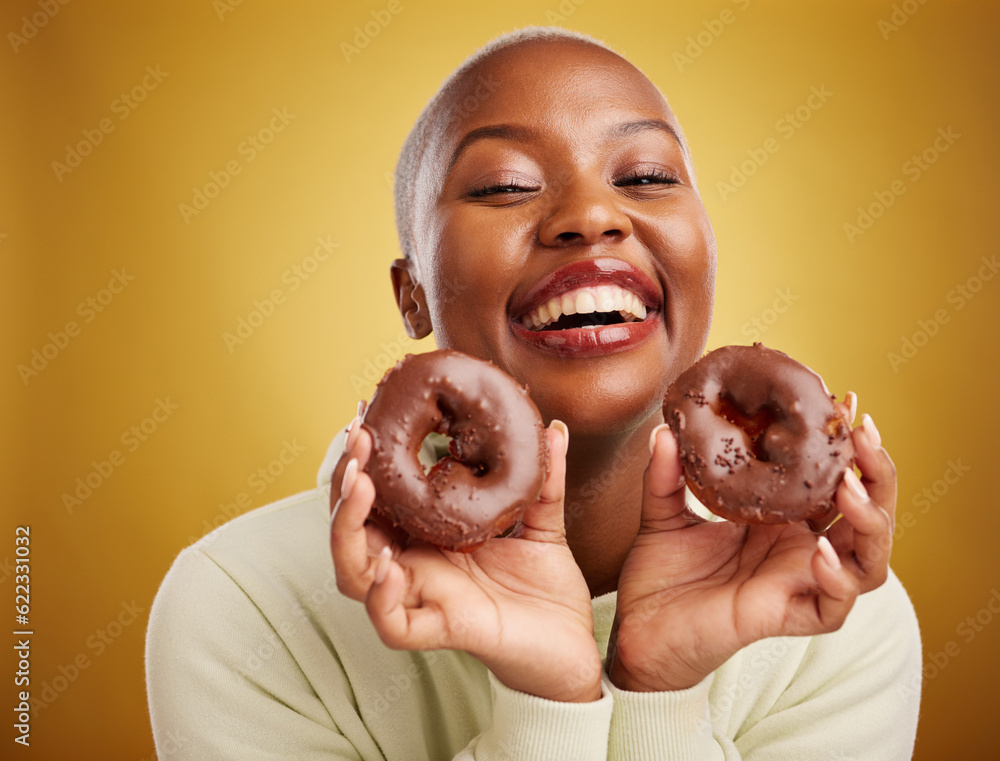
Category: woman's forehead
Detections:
[
  {"x1": 436, "y1": 39, "x2": 674, "y2": 134},
  {"x1": 413, "y1": 38, "x2": 685, "y2": 193}
]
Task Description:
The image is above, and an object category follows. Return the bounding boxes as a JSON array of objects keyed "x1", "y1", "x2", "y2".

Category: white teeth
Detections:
[
  {"x1": 547, "y1": 297, "x2": 562, "y2": 322},
  {"x1": 561, "y1": 292, "x2": 577, "y2": 316},
  {"x1": 575, "y1": 290, "x2": 596, "y2": 314},
  {"x1": 621, "y1": 292, "x2": 647, "y2": 320},
  {"x1": 521, "y1": 284, "x2": 650, "y2": 331},
  {"x1": 595, "y1": 286, "x2": 616, "y2": 312}
]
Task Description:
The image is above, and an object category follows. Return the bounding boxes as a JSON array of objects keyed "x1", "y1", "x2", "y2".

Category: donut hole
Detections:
[
  {"x1": 717, "y1": 395, "x2": 777, "y2": 462},
  {"x1": 418, "y1": 431, "x2": 452, "y2": 475},
  {"x1": 419, "y1": 431, "x2": 488, "y2": 478}
]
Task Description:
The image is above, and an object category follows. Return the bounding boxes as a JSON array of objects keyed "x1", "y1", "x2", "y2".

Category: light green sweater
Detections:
[{"x1": 146, "y1": 430, "x2": 922, "y2": 759}]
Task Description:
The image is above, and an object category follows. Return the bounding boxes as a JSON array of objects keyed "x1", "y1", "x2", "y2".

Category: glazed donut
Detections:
[
  {"x1": 663, "y1": 343, "x2": 854, "y2": 530},
  {"x1": 361, "y1": 349, "x2": 549, "y2": 550}
]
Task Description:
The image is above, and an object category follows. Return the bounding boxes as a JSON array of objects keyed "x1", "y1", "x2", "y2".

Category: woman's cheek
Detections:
[{"x1": 655, "y1": 206, "x2": 716, "y2": 291}]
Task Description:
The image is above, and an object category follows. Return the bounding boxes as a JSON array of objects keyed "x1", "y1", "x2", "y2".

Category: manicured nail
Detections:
[
  {"x1": 357, "y1": 399, "x2": 367, "y2": 418},
  {"x1": 845, "y1": 391, "x2": 857, "y2": 425},
  {"x1": 843, "y1": 469, "x2": 868, "y2": 502},
  {"x1": 649, "y1": 423, "x2": 671, "y2": 456},
  {"x1": 550, "y1": 419, "x2": 569, "y2": 450},
  {"x1": 341, "y1": 458, "x2": 358, "y2": 500},
  {"x1": 373, "y1": 545, "x2": 392, "y2": 585},
  {"x1": 817, "y1": 535, "x2": 841, "y2": 571},
  {"x1": 861, "y1": 413, "x2": 881, "y2": 449},
  {"x1": 345, "y1": 415, "x2": 361, "y2": 452}
]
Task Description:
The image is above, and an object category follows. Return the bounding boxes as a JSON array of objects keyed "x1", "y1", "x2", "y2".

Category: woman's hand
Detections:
[
  {"x1": 607, "y1": 402, "x2": 896, "y2": 693},
  {"x1": 329, "y1": 419, "x2": 603, "y2": 703}
]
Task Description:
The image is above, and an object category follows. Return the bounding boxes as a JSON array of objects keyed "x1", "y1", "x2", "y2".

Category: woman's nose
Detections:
[{"x1": 538, "y1": 175, "x2": 634, "y2": 247}]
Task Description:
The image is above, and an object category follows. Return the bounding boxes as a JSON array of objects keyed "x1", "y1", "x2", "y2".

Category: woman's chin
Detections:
[{"x1": 530, "y1": 384, "x2": 666, "y2": 442}]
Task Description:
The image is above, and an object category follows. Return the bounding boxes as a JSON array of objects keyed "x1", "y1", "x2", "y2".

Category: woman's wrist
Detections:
[
  {"x1": 484, "y1": 649, "x2": 604, "y2": 703},
  {"x1": 606, "y1": 644, "x2": 707, "y2": 693}
]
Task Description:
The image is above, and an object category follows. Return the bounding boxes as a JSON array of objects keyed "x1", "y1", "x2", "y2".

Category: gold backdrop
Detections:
[{"x1": 4, "y1": 1, "x2": 998, "y2": 758}]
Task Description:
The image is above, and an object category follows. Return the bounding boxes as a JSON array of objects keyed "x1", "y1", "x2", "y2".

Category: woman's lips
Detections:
[{"x1": 508, "y1": 258, "x2": 663, "y2": 357}]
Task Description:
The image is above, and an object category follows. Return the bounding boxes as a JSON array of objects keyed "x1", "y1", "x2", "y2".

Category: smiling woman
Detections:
[
  {"x1": 392, "y1": 32, "x2": 716, "y2": 443},
  {"x1": 145, "y1": 25, "x2": 920, "y2": 761}
]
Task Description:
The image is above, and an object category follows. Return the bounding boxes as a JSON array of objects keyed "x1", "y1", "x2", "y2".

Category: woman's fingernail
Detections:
[
  {"x1": 845, "y1": 391, "x2": 858, "y2": 425},
  {"x1": 550, "y1": 419, "x2": 569, "y2": 450},
  {"x1": 373, "y1": 545, "x2": 392, "y2": 585},
  {"x1": 341, "y1": 458, "x2": 358, "y2": 500},
  {"x1": 357, "y1": 399, "x2": 368, "y2": 418},
  {"x1": 345, "y1": 415, "x2": 361, "y2": 451},
  {"x1": 861, "y1": 413, "x2": 881, "y2": 449},
  {"x1": 843, "y1": 468, "x2": 869, "y2": 502},
  {"x1": 817, "y1": 535, "x2": 842, "y2": 571},
  {"x1": 649, "y1": 423, "x2": 671, "y2": 456}
]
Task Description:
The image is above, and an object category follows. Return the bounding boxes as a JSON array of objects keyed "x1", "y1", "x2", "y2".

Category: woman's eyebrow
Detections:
[
  {"x1": 446, "y1": 118, "x2": 687, "y2": 173},
  {"x1": 608, "y1": 118, "x2": 688, "y2": 157},
  {"x1": 447, "y1": 124, "x2": 537, "y2": 171}
]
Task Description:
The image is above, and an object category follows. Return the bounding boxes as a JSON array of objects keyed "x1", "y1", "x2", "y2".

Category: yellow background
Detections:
[{"x1": 3, "y1": 0, "x2": 998, "y2": 758}]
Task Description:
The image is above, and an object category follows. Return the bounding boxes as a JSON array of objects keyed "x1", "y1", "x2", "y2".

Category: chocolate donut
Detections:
[
  {"x1": 663, "y1": 344, "x2": 853, "y2": 530},
  {"x1": 361, "y1": 350, "x2": 549, "y2": 550}
]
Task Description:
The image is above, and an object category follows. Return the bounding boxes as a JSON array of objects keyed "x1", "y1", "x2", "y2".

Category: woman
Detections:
[{"x1": 147, "y1": 27, "x2": 921, "y2": 759}]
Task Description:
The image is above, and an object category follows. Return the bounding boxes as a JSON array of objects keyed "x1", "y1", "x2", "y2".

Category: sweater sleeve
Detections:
[
  {"x1": 606, "y1": 673, "x2": 736, "y2": 759},
  {"x1": 604, "y1": 570, "x2": 922, "y2": 760},
  {"x1": 454, "y1": 672, "x2": 613, "y2": 760},
  {"x1": 147, "y1": 545, "x2": 615, "y2": 760},
  {"x1": 146, "y1": 547, "x2": 375, "y2": 760}
]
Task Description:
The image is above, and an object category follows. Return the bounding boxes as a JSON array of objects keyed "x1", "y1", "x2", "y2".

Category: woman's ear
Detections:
[{"x1": 390, "y1": 258, "x2": 432, "y2": 339}]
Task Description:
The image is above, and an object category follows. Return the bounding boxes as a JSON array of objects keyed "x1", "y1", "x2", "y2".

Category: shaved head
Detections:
[{"x1": 393, "y1": 26, "x2": 691, "y2": 264}]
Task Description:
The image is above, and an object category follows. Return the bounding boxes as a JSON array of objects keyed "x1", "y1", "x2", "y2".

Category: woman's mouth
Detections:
[
  {"x1": 519, "y1": 283, "x2": 647, "y2": 331},
  {"x1": 509, "y1": 258, "x2": 662, "y2": 356}
]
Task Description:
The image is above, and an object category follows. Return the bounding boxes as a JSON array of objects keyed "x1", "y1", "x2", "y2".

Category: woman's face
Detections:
[{"x1": 404, "y1": 39, "x2": 716, "y2": 435}]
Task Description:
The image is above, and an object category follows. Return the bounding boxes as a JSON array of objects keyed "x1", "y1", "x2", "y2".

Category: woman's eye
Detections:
[
  {"x1": 467, "y1": 182, "x2": 538, "y2": 198},
  {"x1": 614, "y1": 169, "x2": 680, "y2": 187}
]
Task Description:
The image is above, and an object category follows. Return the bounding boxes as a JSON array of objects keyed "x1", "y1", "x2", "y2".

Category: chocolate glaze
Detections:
[
  {"x1": 362, "y1": 350, "x2": 549, "y2": 550},
  {"x1": 663, "y1": 344, "x2": 854, "y2": 530}
]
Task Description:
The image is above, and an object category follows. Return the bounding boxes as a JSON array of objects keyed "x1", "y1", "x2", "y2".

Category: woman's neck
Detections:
[{"x1": 562, "y1": 414, "x2": 661, "y2": 597}]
